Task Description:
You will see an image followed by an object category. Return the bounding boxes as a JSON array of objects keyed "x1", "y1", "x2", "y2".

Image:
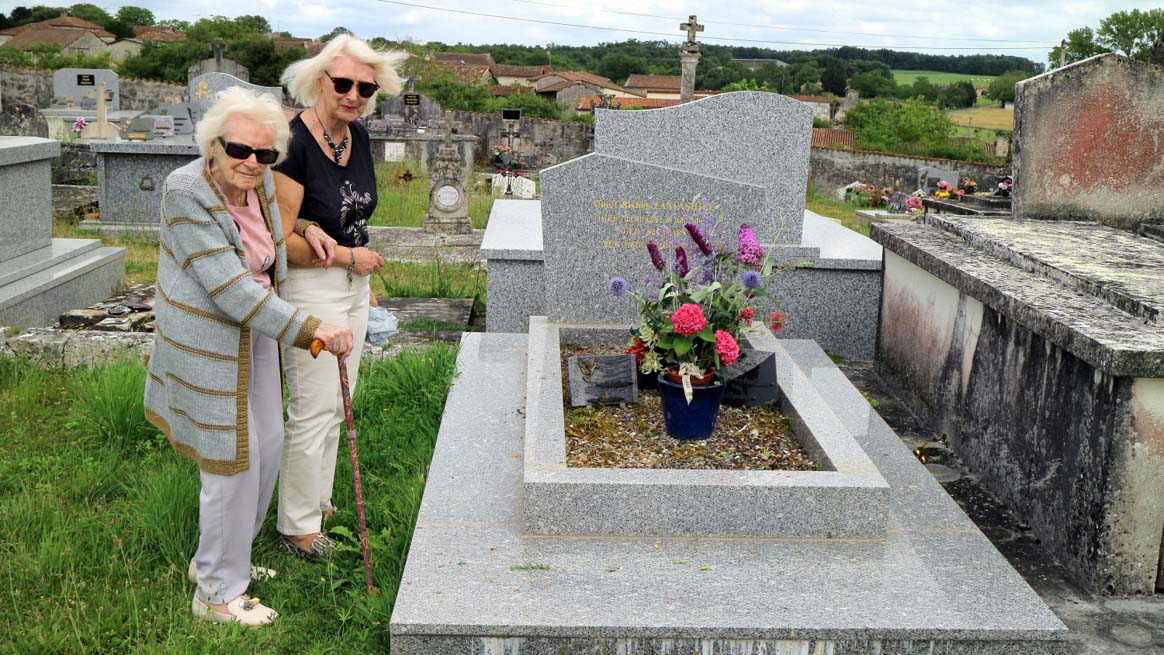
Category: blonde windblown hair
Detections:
[
  {"x1": 281, "y1": 34, "x2": 406, "y2": 117},
  {"x1": 194, "y1": 86, "x2": 291, "y2": 164}
]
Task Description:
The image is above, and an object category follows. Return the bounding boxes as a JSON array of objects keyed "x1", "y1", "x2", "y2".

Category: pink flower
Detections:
[
  {"x1": 670, "y1": 303, "x2": 707, "y2": 336},
  {"x1": 736, "y1": 223, "x2": 764, "y2": 268},
  {"x1": 739, "y1": 307, "x2": 755, "y2": 326},
  {"x1": 769, "y1": 310, "x2": 789, "y2": 333},
  {"x1": 714, "y1": 330, "x2": 740, "y2": 366}
]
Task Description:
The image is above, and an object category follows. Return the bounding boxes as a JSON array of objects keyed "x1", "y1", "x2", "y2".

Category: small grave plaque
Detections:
[
  {"x1": 721, "y1": 349, "x2": 778, "y2": 407},
  {"x1": 383, "y1": 142, "x2": 405, "y2": 161},
  {"x1": 77, "y1": 74, "x2": 95, "y2": 86},
  {"x1": 122, "y1": 116, "x2": 155, "y2": 141},
  {"x1": 567, "y1": 354, "x2": 638, "y2": 406},
  {"x1": 403, "y1": 93, "x2": 421, "y2": 106}
]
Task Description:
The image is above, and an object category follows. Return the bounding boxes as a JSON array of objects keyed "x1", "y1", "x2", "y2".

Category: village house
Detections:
[
  {"x1": 533, "y1": 71, "x2": 644, "y2": 108},
  {"x1": 0, "y1": 15, "x2": 119, "y2": 58}
]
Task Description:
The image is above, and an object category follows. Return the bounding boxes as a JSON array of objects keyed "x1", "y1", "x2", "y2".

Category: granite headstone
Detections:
[
  {"x1": 188, "y1": 73, "x2": 282, "y2": 122},
  {"x1": 592, "y1": 92, "x2": 812, "y2": 244},
  {"x1": 917, "y1": 165, "x2": 958, "y2": 193},
  {"x1": 149, "y1": 102, "x2": 194, "y2": 135},
  {"x1": 52, "y1": 68, "x2": 119, "y2": 112},
  {"x1": 380, "y1": 91, "x2": 442, "y2": 127}
]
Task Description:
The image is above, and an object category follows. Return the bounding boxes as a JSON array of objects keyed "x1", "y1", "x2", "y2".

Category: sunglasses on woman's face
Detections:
[
  {"x1": 216, "y1": 136, "x2": 279, "y2": 165},
  {"x1": 325, "y1": 71, "x2": 380, "y2": 99}
]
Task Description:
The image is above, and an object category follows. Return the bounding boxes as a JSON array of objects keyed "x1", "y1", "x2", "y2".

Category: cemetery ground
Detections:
[{"x1": 0, "y1": 344, "x2": 459, "y2": 654}]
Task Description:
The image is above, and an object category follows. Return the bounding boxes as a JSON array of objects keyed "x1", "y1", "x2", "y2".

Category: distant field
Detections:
[
  {"x1": 891, "y1": 70, "x2": 996, "y2": 87},
  {"x1": 950, "y1": 106, "x2": 1014, "y2": 131}
]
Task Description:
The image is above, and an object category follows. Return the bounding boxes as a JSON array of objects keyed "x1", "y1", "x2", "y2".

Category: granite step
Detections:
[{"x1": 925, "y1": 214, "x2": 1164, "y2": 324}]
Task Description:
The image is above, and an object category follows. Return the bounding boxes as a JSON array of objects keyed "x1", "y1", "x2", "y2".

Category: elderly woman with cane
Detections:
[
  {"x1": 143, "y1": 86, "x2": 353, "y2": 625},
  {"x1": 272, "y1": 35, "x2": 405, "y2": 560}
]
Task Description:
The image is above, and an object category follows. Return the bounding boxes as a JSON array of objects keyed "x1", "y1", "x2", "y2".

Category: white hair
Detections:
[
  {"x1": 281, "y1": 34, "x2": 406, "y2": 118},
  {"x1": 194, "y1": 86, "x2": 291, "y2": 165}
]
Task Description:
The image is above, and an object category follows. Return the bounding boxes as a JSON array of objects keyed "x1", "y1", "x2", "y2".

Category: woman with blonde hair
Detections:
[
  {"x1": 144, "y1": 85, "x2": 353, "y2": 625},
  {"x1": 273, "y1": 35, "x2": 405, "y2": 559}
]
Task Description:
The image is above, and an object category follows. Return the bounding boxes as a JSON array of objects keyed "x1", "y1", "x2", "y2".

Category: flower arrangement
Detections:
[
  {"x1": 932, "y1": 180, "x2": 963, "y2": 200},
  {"x1": 960, "y1": 178, "x2": 978, "y2": 195},
  {"x1": 490, "y1": 143, "x2": 512, "y2": 158},
  {"x1": 996, "y1": 176, "x2": 1013, "y2": 196},
  {"x1": 844, "y1": 182, "x2": 893, "y2": 209},
  {"x1": 905, "y1": 195, "x2": 924, "y2": 214},
  {"x1": 610, "y1": 218, "x2": 787, "y2": 399},
  {"x1": 71, "y1": 117, "x2": 88, "y2": 135}
]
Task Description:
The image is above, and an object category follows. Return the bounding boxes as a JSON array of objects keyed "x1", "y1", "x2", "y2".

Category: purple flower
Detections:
[
  {"x1": 647, "y1": 241, "x2": 666, "y2": 271},
  {"x1": 742, "y1": 270, "x2": 762, "y2": 289},
  {"x1": 736, "y1": 223, "x2": 765, "y2": 268},
  {"x1": 674, "y1": 246, "x2": 689, "y2": 277},
  {"x1": 607, "y1": 276, "x2": 627, "y2": 297},
  {"x1": 684, "y1": 223, "x2": 713, "y2": 256}
]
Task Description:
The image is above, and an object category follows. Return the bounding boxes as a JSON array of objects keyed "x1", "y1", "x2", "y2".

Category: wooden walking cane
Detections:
[{"x1": 311, "y1": 338, "x2": 375, "y2": 594}]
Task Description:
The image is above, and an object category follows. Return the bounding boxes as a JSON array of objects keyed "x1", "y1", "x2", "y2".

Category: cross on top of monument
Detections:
[
  {"x1": 211, "y1": 38, "x2": 227, "y2": 65},
  {"x1": 406, "y1": 71, "x2": 419, "y2": 93},
  {"x1": 681, "y1": 15, "x2": 704, "y2": 44}
]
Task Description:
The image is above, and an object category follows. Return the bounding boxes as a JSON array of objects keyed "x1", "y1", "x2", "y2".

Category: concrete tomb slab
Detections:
[
  {"x1": 52, "y1": 68, "x2": 119, "y2": 112},
  {"x1": 389, "y1": 331, "x2": 1072, "y2": 653}
]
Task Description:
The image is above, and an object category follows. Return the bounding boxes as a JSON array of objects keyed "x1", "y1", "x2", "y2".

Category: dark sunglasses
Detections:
[
  {"x1": 325, "y1": 71, "x2": 379, "y2": 99},
  {"x1": 216, "y1": 136, "x2": 279, "y2": 165}
]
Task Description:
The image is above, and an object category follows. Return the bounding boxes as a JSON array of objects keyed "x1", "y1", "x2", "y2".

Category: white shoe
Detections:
[
  {"x1": 192, "y1": 594, "x2": 277, "y2": 626},
  {"x1": 187, "y1": 559, "x2": 277, "y2": 584}
]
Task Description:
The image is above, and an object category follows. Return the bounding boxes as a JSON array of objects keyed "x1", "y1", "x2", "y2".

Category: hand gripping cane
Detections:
[{"x1": 310, "y1": 338, "x2": 375, "y2": 594}]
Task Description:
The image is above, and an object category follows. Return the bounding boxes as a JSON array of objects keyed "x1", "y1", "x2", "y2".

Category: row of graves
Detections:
[
  {"x1": 391, "y1": 91, "x2": 1079, "y2": 652},
  {"x1": 48, "y1": 68, "x2": 480, "y2": 237}
]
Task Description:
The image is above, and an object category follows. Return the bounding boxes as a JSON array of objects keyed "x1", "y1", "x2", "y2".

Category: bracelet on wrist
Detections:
[
  {"x1": 293, "y1": 219, "x2": 320, "y2": 237},
  {"x1": 347, "y1": 248, "x2": 356, "y2": 285}
]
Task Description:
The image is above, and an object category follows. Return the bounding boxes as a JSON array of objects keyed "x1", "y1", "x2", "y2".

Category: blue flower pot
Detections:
[{"x1": 656, "y1": 372, "x2": 725, "y2": 440}]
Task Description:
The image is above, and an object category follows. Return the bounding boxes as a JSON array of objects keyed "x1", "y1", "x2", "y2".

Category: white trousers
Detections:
[
  {"x1": 195, "y1": 333, "x2": 282, "y2": 605},
  {"x1": 277, "y1": 266, "x2": 369, "y2": 536}
]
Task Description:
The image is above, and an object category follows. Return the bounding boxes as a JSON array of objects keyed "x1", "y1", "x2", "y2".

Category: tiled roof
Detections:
[
  {"x1": 490, "y1": 85, "x2": 533, "y2": 96},
  {"x1": 0, "y1": 15, "x2": 114, "y2": 39},
  {"x1": 793, "y1": 95, "x2": 836, "y2": 105},
  {"x1": 623, "y1": 74, "x2": 681, "y2": 91},
  {"x1": 434, "y1": 52, "x2": 495, "y2": 66},
  {"x1": 133, "y1": 25, "x2": 186, "y2": 42},
  {"x1": 4, "y1": 28, "x2": 91, "y2": 49},
  {"x1": 811, "y1": 128, "x2": 854, "y2": 149},
  {"x1": 536, "y1": 71, "x2": 644, "y2": 96},
  {"x1": 432, "y1": 62, "x2": 492, "y2": 86},
  {"x1": 575, "y1": 94, "x2": 717, "y2": 110},
  {"x1": 272, "y1": 36, "x2": 322, "y2": 52},
  {"x1": 490, "y1": 64, "x2": 552, "y2": 78}
]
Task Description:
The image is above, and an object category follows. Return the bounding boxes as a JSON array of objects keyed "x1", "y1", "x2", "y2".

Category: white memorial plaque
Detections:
[{"x1": 384, "y1": 142, "x2": 406, "y2": 162}]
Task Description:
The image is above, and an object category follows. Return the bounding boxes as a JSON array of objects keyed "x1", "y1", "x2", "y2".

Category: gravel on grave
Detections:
[{"x1": 562, "y1": 345, "x2": 817, "y2": 471}]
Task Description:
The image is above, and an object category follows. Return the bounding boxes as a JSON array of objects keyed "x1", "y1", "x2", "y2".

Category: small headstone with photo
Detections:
[
  {"x1": 121, "y1": 116, "x2": 155, "y2": 141},
  {"x1": 567, "y1": 354, "x2": 639, "y2": 407},
  {"x1": 188, "y1": 72, "x2": 283, "y2": 123},
  {"x1": 52, "y1": 68, "x2": 120, "y2": 112}
]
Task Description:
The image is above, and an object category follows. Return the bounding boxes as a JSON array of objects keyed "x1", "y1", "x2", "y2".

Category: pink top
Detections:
[{"x1": 209, "y1": 164, "x2": 276, "y2": 290}]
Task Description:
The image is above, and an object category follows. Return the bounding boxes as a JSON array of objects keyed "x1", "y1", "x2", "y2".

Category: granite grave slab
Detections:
[{"x1": 188, "y1": 72, "x2": 282, "y2": 122}]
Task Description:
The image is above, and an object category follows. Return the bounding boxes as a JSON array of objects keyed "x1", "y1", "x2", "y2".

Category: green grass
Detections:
[
  {"x1": 369, "y1": 160, "x2": 494, "y2": 229},
  {"x1": 397, "y1": 318, "x2": 471, "y2": 332},
  {"x1": 804, "y1": 185, "x2": 872, "y2": 238},
  {"x1": 890, "y1": 69, "x2": 996, "y2": 87},
  {"x1": 53, "y1": 216, "x2": 157, "y2": 286},
  {"x1": 0, "y1": 345, "x2": 459, "y2": 653}
]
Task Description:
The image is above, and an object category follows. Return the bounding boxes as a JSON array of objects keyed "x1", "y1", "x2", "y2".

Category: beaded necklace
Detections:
[{"x1": 314, "y1": 106, "x2": 349, "y2": 165}]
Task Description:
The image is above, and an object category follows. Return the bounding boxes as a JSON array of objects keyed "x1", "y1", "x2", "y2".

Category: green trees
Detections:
[
  {"x1": 1050, "y1": 9, "x2": 1164, "y2": 65},
  {"x1": 985, "y1": 70, "x2": 1031, "y2": 107},
  {"x1": 820, "y1": 60, "x2": 848, "y2": 96},
  {"x1": 849, "y1": 70, "x2": 897, "y2": 98},
  {"x1": 843, "y1": 97, "x2": 990, "y2": 161},
  {"x1": 595, "y1": 52, "x2": 642, "y2": 85},
  {"x1": 939, "y1": 80, "x2": 977, "y2": 109},
  {"x1": 318, "y1": 27, "x2": 353, "y2": 42}
]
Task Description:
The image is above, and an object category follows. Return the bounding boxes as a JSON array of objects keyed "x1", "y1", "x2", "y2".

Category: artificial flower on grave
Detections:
[
  {"x1": 609, "y1": 208, "x2": 788, "y2": 402},
  {"x1": 932, "y1": 180, "x2": 955, "y2": 200},
  {"x1": 490, "y1": 143, "x2": 512, "y2": 158},
  {"x1": 905, "y1": 195, "x2": 924, "y2": 214},
  {"x1": 71, "y1": 117, "x2": 88, "y2": 134},
  {"x1": 961, "y1": 178, "x2": 978, "y2": 194}
]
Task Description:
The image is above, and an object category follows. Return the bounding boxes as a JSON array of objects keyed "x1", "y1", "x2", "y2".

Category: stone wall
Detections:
[
  {"x1": 448, "y1": 110, "x2": 593, "y2": 168},
  {"x1": 808, "y1": 146, "x2": 1010, "y2": 194},
  {"x1": 1, "y1": 65, "x2": 185, "y2": 111}
]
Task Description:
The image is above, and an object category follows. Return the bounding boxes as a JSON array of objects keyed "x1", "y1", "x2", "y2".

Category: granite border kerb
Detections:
[
  {"x1": 522, "y1": 318, "x2": 890, "y2": 538},
  {"x1": 479, "y1": 199, "x2": 544, "y2": 262},
  {"x1": 872, "y1": 221, "x2": 1164, "y2": 377},
  {"x1": 89, "y1": 139, "x2": 200, "y2": 155},
  {"x1": 0, "y1": 136, "x2": 61, "y2": 166}
]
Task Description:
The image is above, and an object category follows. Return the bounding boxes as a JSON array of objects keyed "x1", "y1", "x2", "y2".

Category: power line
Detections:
[
  {"x1": 511, "y1": 0, "x2": 1052, "y2": 45},
  {"x1": 373, "y1": 0, "x2": 1056, "y2": 51}
]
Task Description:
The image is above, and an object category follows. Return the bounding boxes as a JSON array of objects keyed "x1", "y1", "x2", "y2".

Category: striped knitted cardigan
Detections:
[{"x1": 144, "y1": 158, "x2": 321, "y2": 475}]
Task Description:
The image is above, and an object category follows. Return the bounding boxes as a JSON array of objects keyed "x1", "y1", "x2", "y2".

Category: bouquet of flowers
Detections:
[
  {"x1": 71, "y1": 117, "x2": 88, "y2": 135},
  {"x1": 933, "y1": 180, "x2": 964, "y2": 200},
  {"x1": 961, "y1": 178, "x2": 978, "y2": 195},
  {"x1": 905, "y1": 195, "x2": 924, "y2": 214},
  {"x1": 490, "y1": 143, "x2": 513, "y2": 159},
  {"x1": 610, "y1": 219, "x2": 787, "y2": 400}
]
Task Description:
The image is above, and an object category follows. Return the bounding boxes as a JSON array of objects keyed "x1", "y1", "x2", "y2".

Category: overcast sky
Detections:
[{"x1": 2, "y1": 0, "x2": 1156, "y2": 64}]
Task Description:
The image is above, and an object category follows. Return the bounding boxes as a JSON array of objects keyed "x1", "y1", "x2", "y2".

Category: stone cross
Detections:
[
  {"x1": 681, "y1": 15, "x2": 704, "y2": 44},
  {"x1": 405, "y1": 71, "x2": 419, "y2": 93},
  {"x1": 211, "y1": 38, "x2": 226, "y2": 69}
]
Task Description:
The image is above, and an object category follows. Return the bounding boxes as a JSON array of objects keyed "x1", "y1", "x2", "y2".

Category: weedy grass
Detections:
[
  {"x1": 804, "y1": 184, "x2": 872, "y2": 238},
  {"x1": 369, "y1": 160, "x2": 493, "y2": 229},
  {"x1": 52, "y1": 217, "x2": 159, "y2": 286},
  {"x1": 371, "y1": 258, "x2": 486, "y2": 317},
  {"x1": 0, "y1": 344, "x2": 458, "y2": 654}
]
